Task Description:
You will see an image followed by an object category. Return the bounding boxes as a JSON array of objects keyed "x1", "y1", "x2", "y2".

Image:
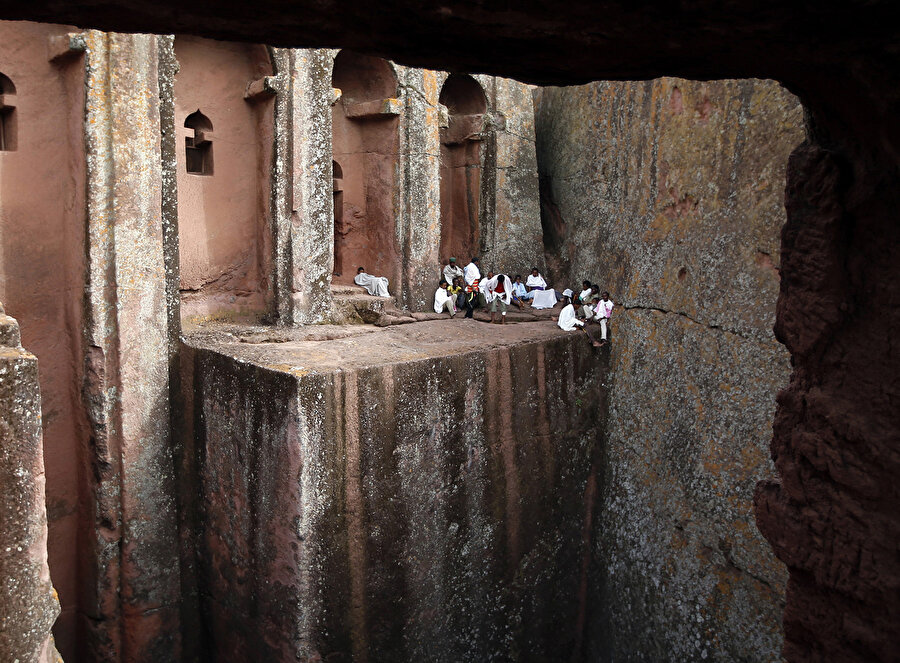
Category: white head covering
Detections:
[{"x1": 562, "y1": 288, "x2": 573, "y2": 298}]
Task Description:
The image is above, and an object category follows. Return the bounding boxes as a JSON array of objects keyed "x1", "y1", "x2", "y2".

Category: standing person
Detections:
[
  {"x1": 484, "y1": 273, "x2": 513, "y2": 324},
  {"x1": 462, "y1": 259, "x2": 487, "y2": 314},
  {"x1": 443, "y1": 257, "x2": 464, "y2": 285},
  {"x1": 479, "y1": 270, "x2": 494, "y2": 299},
  {"x1": 555, "y1": 289, "x2": 602, "y2": 347},
  {"x1": 464, "y1": 257, "x2": 481, "y2": 286},
  {"x1": 434, "y1": 279, "x2": 457, "y2": 316},
  {"x1": 594, "y1": 291, "x2": 615, "y2": 343},
  {"x1": 354, "y1": 266, "x2": 390, "y2": 297}
]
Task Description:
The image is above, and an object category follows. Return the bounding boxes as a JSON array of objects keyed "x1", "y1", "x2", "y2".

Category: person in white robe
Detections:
[
  {"x1": 462, "y1": 258, "x2": 486, "y2": 313},
  {"x1": 463, "y1": 257, "x2": 481, "y2": 286},
  {"x1": 593, "y1": 291, "x2": 614, "y2": 341},
  {"x1": 443, "y1": 257, "x2": 464, "y2": 285},
  {"x1": 483, "y1": 273, "x2": 513, "y2": 323},
  {"x1": 479, "y1": 271, "x2": 493, "y2": 297},
  {"x1": 556, "y1": 289, "x2": 602, "y2": 346},
  {"x1": 577, "y1": 280, "x2": 594, "y2": 318},
  {"x1": 434, "y1": 279, "x2": 457, "y2": 316},
  {"x1": 354, "y1": 267, "x2": 390, "y2": 297},
  {"x1": 526, "y1": 267, "x2": 548, "y2": 292},
  {"x1": 525, "y1": 267, "x2": 558, "y2": 309}
]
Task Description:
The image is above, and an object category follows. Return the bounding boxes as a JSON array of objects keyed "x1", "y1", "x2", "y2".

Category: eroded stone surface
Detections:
[
  {"x1": 0, "y1": 306, "x2": 62, "y2": 663},
  {"x1": 535, "y1": 78, "x2": 805, "y2": 660},
  {"x1": 182, "y1": 320, "x2": 607, "y2": 661}
]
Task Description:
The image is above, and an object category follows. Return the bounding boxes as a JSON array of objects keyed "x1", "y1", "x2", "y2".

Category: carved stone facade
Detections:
[{"x1": 0, "y1": 22, "x2": 541, "y2": 662}]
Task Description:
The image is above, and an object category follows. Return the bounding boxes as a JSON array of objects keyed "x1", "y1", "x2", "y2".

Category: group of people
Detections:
[
  {"x1": 434, "y1": 257, "x2": 615, "y2": 345},
  {"x1": 355, "y1": 259, "x2": 615, "y2": 347},
  {"x1": 556, "y1": 280, "x2": 615, "y2": 347}
]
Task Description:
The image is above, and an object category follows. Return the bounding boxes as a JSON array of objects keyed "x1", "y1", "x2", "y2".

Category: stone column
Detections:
[
  {"x1": 394, "y1": 66, "x2": 442, "y2": 311},
  {"x1": 271, "y1": 48, "x2": 334, "y2": 325},
  {"x1": 0, "y1": 304, "x2": 61, "y2": 663},
  {"x1": 81, "y1": 31, "x2": 181, "y2": 662},
  {"x1": 478, "y1": 76, "x2": 544, "y2": 275}
]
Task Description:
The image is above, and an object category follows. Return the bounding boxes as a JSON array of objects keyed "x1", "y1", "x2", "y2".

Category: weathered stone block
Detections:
[{"x1": 183, "y1": 322, "x2": 607, "y2": 661}]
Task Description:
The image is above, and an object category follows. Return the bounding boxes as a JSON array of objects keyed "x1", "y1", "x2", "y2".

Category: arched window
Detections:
[
  {"x1": 438, "y1": 74, "x2": 487, "y2": 263},
  {"x1": 184, "y1": 110, "x2": 213, "y2": 175},
  {"x1": 0, "y1": 73, "x2": 17, "y2": 152},
  {"x1": 439, "y1": 74, "x2": 487, "y2": 116},
  {"x1": 331, "y1": 50, "x2": 398, "y2": 105},
  {"x1": 332, "y1": 159, "x2": 343, "y2": 191}
]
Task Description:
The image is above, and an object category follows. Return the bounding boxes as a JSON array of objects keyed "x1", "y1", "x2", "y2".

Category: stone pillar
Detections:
[
  {"x1": 81, "y1": 31, "x2": 181, "y2": 662},
  {"x1": 477, "y1": 76, "x2": 544, "y2": 275},
  {"x1": 0, "y1": 304, "x2": 61, "y2": 663},
  {"x1": 395, "y1": 66, "x2": 442, "y2": 311},
  {"x1": 271, "y1": 48, "x2": 334, "y2": 325}
]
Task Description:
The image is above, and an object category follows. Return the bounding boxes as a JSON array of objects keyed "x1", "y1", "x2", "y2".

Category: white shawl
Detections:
[
  {"x1": 464, "y1": 262, "x2": 481, "y2": 285},
  {"x1": 557, "y1": 304, "x2": 584, "y2": 331},
  {"x1": 483, "y1": 274, "x2": 513, "y2": 305},
  {"x1": 354, "y1": 272, "x2": 390, "y2": 297},
  {"x1": 434, "y1": 287, "x2": 452, "y2": 313},
  {"x1": 526, "y1": 273, "x2": 547, "y2": 290}
]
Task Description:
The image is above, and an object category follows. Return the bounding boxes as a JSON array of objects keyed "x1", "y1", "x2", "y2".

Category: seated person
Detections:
[
  {"x1": 511, "y1": 274, "x2": 528, "y2": 309},
  {"x1": 554, "y1": 289, "x2": 602, "y2": 347},
  {"x1": 448, "y1": 276, "x2": 466, "y2": 310},
  {"x1": 434, "y1": 279, "x2": 457, "y2": 316},
  {"x1": 354, "y1": 266, "x2": 390, "y2": 297},
  {"x1": 525, "y1": 268, "x2": 558, "y2": 309},
  {"x1": 525, "y1": 267, "x2": 548, "y2": 294},
  {"x1": 577, "y1": 280, "x2": 593, "y2": 318},
  {"x1": 448, "y1": 275, "x2": 464, "y2": 297},
  {"x1": 443, "y1": 257, "x2": 464, "y2": 284}
]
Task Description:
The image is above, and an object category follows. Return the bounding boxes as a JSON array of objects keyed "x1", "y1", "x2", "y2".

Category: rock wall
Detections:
[
  {"x1": 0, "y1": 22, "x2": 88, "y2": 656},
  {"x1": 182, "y1": 324, "x2": 606, "y2": 661},
  {"x1": 474, "y1": 75, "x2": 544, "y2": 278},
  {"x1": 535, "y1": 78, "x2": 805, "y2": 660},
  {"x1": 0, "y1": 304, "x2": 61, "y2": 663}
]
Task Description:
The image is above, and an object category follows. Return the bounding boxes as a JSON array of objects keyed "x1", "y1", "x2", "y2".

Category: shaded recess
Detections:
[
  {"x1": 0, "y1": 72, "x2": 16, "y2": 151},
  {"x1": 330, "y1": 50, "x2": 400, "y2": 285},
  {"x1": 184, "y1": 109, "x2": 213, "y2": 175},
  {"x1": 174, "y1": 36, "x2": 275, "y2": 322},
  {"x1": 332, "y1": 159, "x2": 344, "y2": 274},
  {"x1": 439, "y1": 74, "x2": 486, "y2": 263}
]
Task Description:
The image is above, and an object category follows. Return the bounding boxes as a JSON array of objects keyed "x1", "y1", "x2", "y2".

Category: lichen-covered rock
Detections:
[
  {"x1": 0, "y1": 306, "x2": 62, "y2": 663},
  {"x1": 535, "y1": 78, "x2": 805, "y2": 660}
]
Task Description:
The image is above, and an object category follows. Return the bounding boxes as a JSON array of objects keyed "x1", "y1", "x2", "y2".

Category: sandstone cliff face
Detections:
[{"x1": 535, "y1": 78, "x2": 804, "y2": 660}]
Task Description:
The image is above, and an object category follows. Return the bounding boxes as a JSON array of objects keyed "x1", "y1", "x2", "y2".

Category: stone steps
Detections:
[{"x1": 330, "y1": 283, "x2": 404, "y2": 324}]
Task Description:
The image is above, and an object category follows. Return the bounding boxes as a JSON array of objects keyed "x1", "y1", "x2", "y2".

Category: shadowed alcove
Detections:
[
  {"x1": 439, "y1": 74, "x2": 487, "y2": 263},
  {"x1": 330, "y1": 49, "x2": 400, "y2": 285},
  {"x1": 183, "y1": 109, "x2": 213, "y2": 175},
  {"x1": 173, "y1": 36, "x2": 275, "y2": 322},
  {"x1": 0, "y1": 73, "x2": 16, "y2": 151}
]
